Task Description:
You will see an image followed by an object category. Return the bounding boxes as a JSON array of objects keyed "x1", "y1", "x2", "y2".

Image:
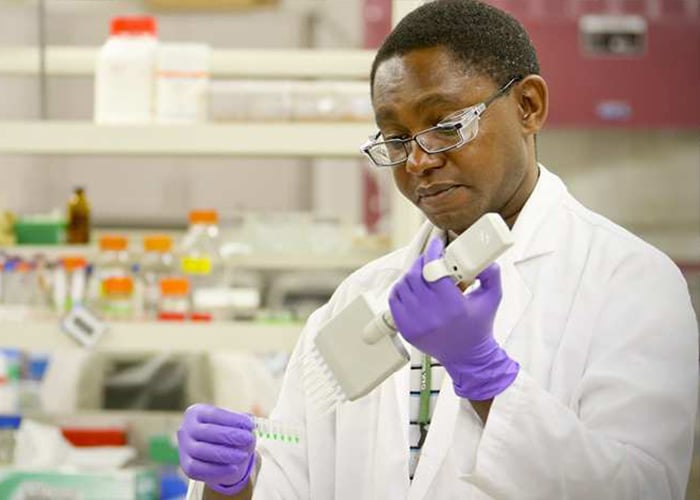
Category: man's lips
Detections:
[{"x1": 416, "y1": 183, "x2": 462, "y2": 201}]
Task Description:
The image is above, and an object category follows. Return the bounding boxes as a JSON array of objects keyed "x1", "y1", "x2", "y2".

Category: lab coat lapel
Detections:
[
  {"x1": 408, "y1": 165, "x2": 565, "y2": 498},
  {"x1": 494, "y1": 164, "x2": 564, "y2": 345}
]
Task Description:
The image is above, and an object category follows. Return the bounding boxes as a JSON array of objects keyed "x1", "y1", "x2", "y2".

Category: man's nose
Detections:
[{"x1": 405, "y1": 141, "x2": 443, "y2": 175}]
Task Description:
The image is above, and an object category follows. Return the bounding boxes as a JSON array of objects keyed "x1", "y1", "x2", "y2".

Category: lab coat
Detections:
[{"x1": 191, "y1": 165, "x2": 698, "y2": 499}]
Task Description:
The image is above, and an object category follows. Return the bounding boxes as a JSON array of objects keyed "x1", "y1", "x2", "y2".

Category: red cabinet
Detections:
[{"x1": 488, "y1": 0, "x2": 700, "y2": 127}]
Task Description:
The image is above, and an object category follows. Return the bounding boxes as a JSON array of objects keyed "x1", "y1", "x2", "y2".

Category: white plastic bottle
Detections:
[
  {"x1": 156, "y1": 43, "x2": 211, "y2": 124},
  {"x1": 94, "y1": 16, "x2": 158, "y2": 124}
]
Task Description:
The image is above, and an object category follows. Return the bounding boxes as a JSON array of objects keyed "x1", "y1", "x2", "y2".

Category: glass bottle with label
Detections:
[
  {"x1": 66, "y1": 187, "x2": 91, "y2": 244},
  {"x1": 158, "y1": 277, "x2": 190, "y2": 321},
  {"x1": 140, "y1": 235, "x2": 175, "y2": 320},
  {"x1": 180, "y1": 210, "x2": 225, "y2": 321},
  {"x1": 89, "y1": 235, "x2": 131, "y2": 313},
  {"x1": 101, "y1": 276, "x2": 134, "y2": 321}
]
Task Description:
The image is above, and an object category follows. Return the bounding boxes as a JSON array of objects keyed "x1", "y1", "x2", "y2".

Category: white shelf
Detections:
[
  {"x1": 0, "y1": 46, "x2": 374, "y2": 79},
  {"x1": 0, "y1": 320, "x2": 301, "y2": 352},
  {"x1": 0, "y1": 120, "x2": 374, "y2": 157},
  {"x1": 0, "y1": 244, "x2": 382, "y2": 270}
]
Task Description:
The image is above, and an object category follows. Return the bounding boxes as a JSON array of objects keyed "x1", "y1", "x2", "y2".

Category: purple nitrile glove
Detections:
[
  {"x1": 177, "y1": 403, "x2": 256, "y2": 496},
  {"x1": 389, "y1": 237, "x2": 519, "y2": 400}
]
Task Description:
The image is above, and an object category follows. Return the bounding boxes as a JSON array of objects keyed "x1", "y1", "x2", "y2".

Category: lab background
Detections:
[{"x1": 0, "y1": 0, "x2": 697, "y2": 499}]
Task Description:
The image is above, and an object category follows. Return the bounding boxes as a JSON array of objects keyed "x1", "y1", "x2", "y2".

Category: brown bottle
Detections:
[{"x1": 67, "y1": 187, "x2": 91, "y2": 244}]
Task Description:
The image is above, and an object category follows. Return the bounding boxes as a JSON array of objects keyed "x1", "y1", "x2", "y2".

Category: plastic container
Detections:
[
  {"x1": 14, "y1": 217, "x2": 66, "y2": 245},
  {"x1": 53, "y1": 255, "x2": 88, "y2": 313},
  {"x1": 208, "y1": 79, "x2": 292, "y2": 122},
  {"x1": 61, "y1": 426, "x2": 127, "y2": 447},
  {"x1": 18, "y1": 353, "x2": 50, "y2": 413},
  {"x1": 0, "y1": 350, "x2": 21, "y2": 415},
  {"x1": 140, "y1": 235, "x2": 175, "y2": 319},
  {"x1": 290, "y1": 80, "x2": 337, "y2": 121},
  {"x1": 66, "y1": 187, "x2": 91, "y2": 244},
  {"x1": 94, "y1": 16, "x2": 158, "y2": 124},
  {"x1": 332, "y1": 81, "x2": 373, "y2": 121},
  {"x1": 89, "y1": 235, "x2": 131, "y2": 311},
  {"x1": 1, "y1": 260, "x2": 39, "y2": 306},
  {"x1": 180, "y1": 209, "x2": 226, "y2": 320},
  {"x1": 158, "y1": 277, "x2": 189, "y2": 321},
  {"x1": 101, "y1": 276, "x2": 135, "y2": 320},
  {"x1": 0, "y1": 415, "x2": 21, "y2": 466},
  {"x1": 156, "y1": 43, "x2": 211, "y2": 123}
]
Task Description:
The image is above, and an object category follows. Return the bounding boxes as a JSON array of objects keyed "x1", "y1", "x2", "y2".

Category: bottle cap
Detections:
[
  {"x1": 160, "y1": 277, "x2": 189, "y2": 296},
  {"x1": 62, "y1": 256, "x2": 88, "y2": 271},
  {"x1": 189, "y1": 209, "x2": 218, "y2": 225},
  {"x1": 143, "y1": 235, "x2": 173, "y2": 253},
  {"x1": 110, "y1": 16, "x2": 157, "y2": 37},
  {"x1": 99, "y1": 235, "x2": 128, "y2": 252},
  {"x1": 102, "y1": 276, "x2": 134, "y2": 295}
]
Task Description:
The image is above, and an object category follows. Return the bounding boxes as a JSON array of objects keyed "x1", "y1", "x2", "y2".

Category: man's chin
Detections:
[{"x1": 425, "y1": 209, "x2": 484, "y2": 235}]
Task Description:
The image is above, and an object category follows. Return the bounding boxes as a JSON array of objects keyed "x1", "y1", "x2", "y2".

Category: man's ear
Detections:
[{"x1": 516, "y1": 75, "x2": 548, "y2": 135}]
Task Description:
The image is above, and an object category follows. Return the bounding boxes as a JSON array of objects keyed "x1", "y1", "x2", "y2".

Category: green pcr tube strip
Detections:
[{"x1": 252, "y1": 416, "x2": 303, "y2": 444}]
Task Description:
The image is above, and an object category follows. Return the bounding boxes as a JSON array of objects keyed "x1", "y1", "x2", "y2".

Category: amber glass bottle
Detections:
[{"x1": 67, "y1": 187, "x2": 91, "y2": 244}]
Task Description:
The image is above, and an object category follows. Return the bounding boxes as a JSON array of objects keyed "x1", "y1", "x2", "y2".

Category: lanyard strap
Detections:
[
  {"x1": 416, "y1": 354, "x2": 432, "y2": 449},
  {"x1": 418, "y1": 354, "x2": 432, "y2": 425}
]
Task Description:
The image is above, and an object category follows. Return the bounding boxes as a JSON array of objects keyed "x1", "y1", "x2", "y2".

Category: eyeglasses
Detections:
[{"x1": 361, "y1": 77, "x2": 521, "y2": 168}]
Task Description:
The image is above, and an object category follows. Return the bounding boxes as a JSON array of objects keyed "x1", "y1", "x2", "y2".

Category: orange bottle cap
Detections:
[
  {"x1": 143, "y1": 235, "x2": 173, "y2": 253},
  {"x1": 160, "y1": 277, "x2": 189, "y2": 296},
  {"x1": 189, "y1": 209, "x2": 218, "y2": 225},
  {"x1": 16, "y1": 261, "x2": 32, "y2": 272},
  {"x1": 99, "y1": 235, "x2": 128, "y2": 251},
  {"x1": 62, "y1": 256, "x2": 88, "y2": 271},
  {"x1": 103, "y1": 276, "x2": 133, "y2": 295}
]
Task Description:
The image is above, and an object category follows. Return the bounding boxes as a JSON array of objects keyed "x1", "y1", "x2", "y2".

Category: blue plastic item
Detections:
[
  {"x1": 159, "y1": 469, "x2": 188, "y2": 500},
  {"x1": 0, "y1": 415, "x2": 22, "y2": 430},
  {"x1": 28, "y1": 354, "x2": 50, "y2": 381}
]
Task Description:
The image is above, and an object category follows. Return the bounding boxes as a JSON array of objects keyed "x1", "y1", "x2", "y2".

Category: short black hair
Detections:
[{"x1": 370, "y1": 0, "x2": 540, "y2": 90}]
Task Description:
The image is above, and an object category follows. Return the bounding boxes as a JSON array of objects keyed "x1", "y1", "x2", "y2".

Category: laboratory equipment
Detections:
[
  {"x1": 0, "y1": 415, "x2": 21, "y2": 466},
  {"x1": 180, "y1": 209, "x2": 226, "y2": 321},
  {"x1": 53, "y1": 255, "x2": 88, "y2": 313},
  {"x1": 252, "y1": 416, "x2": 302, "y2": 444},
  {"x1": 89, "y1": 234, "x2": 131, "y2": 312},
  {"x1": 140, "y1": 235, "x2": 175, "y2": 319},
  {"x1": 156, "y1": 43, "x2": 211, "y2": 123},
  {"x1": 66, "y1": 186, "x2": 90, "y2": 244},
  {"x1": 158, "y1": 277, "x2": 190, "y2": 321},
  {"x1": 303, "y1": 213, "x2": 514, "y2": 411},
  {"x1": 101, "y1": 276, "x2": 135, "y2": 321},
  {"x1": 94, "y1": 16, "x2": 158, "y2": 124}
]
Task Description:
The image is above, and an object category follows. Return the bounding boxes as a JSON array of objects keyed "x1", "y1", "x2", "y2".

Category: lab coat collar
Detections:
[
  {"x1": 507, "y1": 163, "x2": 565, "y2": 265},
  {"x1": 396, "y1": 164, "x2": 566, "y2": 498},
  {"x1": 399, "y1": 163, "x2": 565, "y2": 270}
]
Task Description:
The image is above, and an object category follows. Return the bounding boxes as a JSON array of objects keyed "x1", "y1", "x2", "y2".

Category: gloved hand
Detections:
[
  {"x1": 389, "y1": 237, "x2": 519, "y2": 400},
  {"x1": 177, "y1": 404, "x2": 256, "y2": 496}
]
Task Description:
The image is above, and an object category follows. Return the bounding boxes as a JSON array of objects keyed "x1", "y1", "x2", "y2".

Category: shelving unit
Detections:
[
  {"x1": 0, "y1": 120, "x2": 373, "y2": 157},
  {"x1": 0, "y1": 320, "x2": 301, "y2": 352},
  {"x1": 0, "y1": 46, "x2": 375, "y2": 79},
  {"x1": 0, "y1": 243, "x2": 383, "y2": 270},
  {"x1": 0, "y1": 28, "x2": 417, "y2": 353}
]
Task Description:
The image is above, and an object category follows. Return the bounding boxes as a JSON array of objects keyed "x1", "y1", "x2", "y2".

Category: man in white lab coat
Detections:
[{"x1": 177, "y1": 1, "x2": 699, "y2": 498}]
